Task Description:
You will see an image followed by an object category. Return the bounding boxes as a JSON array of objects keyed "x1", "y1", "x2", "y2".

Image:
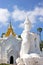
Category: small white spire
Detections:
[
  {"x1": 24, "y1": 16, "x2": 32, "y2": 31},
  {"x1": 24, "y1": 16, "x2": 30, "y2": 24}
]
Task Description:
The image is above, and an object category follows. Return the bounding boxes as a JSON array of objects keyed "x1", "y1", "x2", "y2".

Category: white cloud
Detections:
[
  {"x1": 0, "y1": 8, "x2": 10, "y2": 24},
  {"x1": 12, "y1": 5, "x2": 43, "y2": 28},
  {"x1": 0, "y1": 6, "x2": 43, "y2": 29},
  {"x1": 12, "y1": 6, "x2": 43, "y2": 22},
  {"x1": 38, "y1": 2, "x2": 43, "y2": 6},
  {"x1": 39, "y1": 17, "x2": 43, "y2": 22},
  {"x1": 12, "y1": 6, "x2": 26, "y2": 21},
  {"x1": 19, "y1": 23, "x2": 24, "y2": 28},
  {"x1": 12, "y1": 6, "x2": 36, "y2": 24},
  {"x1": 33, "y1": 7, "x2": 43, "y2": 16}
]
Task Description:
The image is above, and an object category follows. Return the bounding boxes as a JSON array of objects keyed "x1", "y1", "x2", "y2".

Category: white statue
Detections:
[
  {"x1": 16, "y1": 16, "x2": 43, "y2": 65},
  {"x1": 20, "y1": 16, "x2": 32, "y2": 57}
]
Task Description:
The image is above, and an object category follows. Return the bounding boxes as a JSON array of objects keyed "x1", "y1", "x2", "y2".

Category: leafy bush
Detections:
[{"x1": 0, "y1": 63, "x2": 9, "y2": 65}]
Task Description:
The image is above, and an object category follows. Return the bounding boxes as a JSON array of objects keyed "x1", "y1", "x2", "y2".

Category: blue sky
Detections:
[{"x1": 0, "y1": 0, "x2": 43, "y2": 40}]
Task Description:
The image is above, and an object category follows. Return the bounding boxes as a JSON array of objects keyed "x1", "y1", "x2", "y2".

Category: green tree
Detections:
[
  {"x1": 40, "y1": 41, "x2": 43, "y2": 51},
  {"x1": 1, "y1": 33, "x2": 5, "y2": 37},
  {"x1": 18, "y1": 35, "x2": 21, "y2": 38},
  {"x1": 37, "y1": 27, "x2": 42, "y2": 41}
]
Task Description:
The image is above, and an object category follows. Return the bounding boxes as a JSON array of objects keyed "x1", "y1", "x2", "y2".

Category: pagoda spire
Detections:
[
  {"x1": 9, "y1": 19, "x2": 12, "y2": 28},
  {"x1": 10, "y1": 21, "x2": 12, "y2": 28},
  {"x1": 5, "y1": 20, "x2": 16, "y2": 37}
]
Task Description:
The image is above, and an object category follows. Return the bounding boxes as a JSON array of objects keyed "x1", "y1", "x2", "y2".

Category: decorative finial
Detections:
[
  {"x1": 9, "y1": 19, "x2": 12, "y2": 28},
  {"x1": 10, "y1": 21, "x2": 11, "y2": 27}
]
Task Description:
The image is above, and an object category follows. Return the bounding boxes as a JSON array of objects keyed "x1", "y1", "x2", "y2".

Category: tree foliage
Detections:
[
  {"x1": 1, "y1": 33, "x2": 5, "y2": 37},
  {"x1": 37, "y1": 27, "x2": 42, "y2": 33},
  {"x1": 40, "y1": 41, "x2": 43, "y2": 51},
  {"x1": 18, "y1": 35, "x2": 21, "y2": 38},
  {"x1": 37, "y1": 27, "x2": 42, "y2": 41}
]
